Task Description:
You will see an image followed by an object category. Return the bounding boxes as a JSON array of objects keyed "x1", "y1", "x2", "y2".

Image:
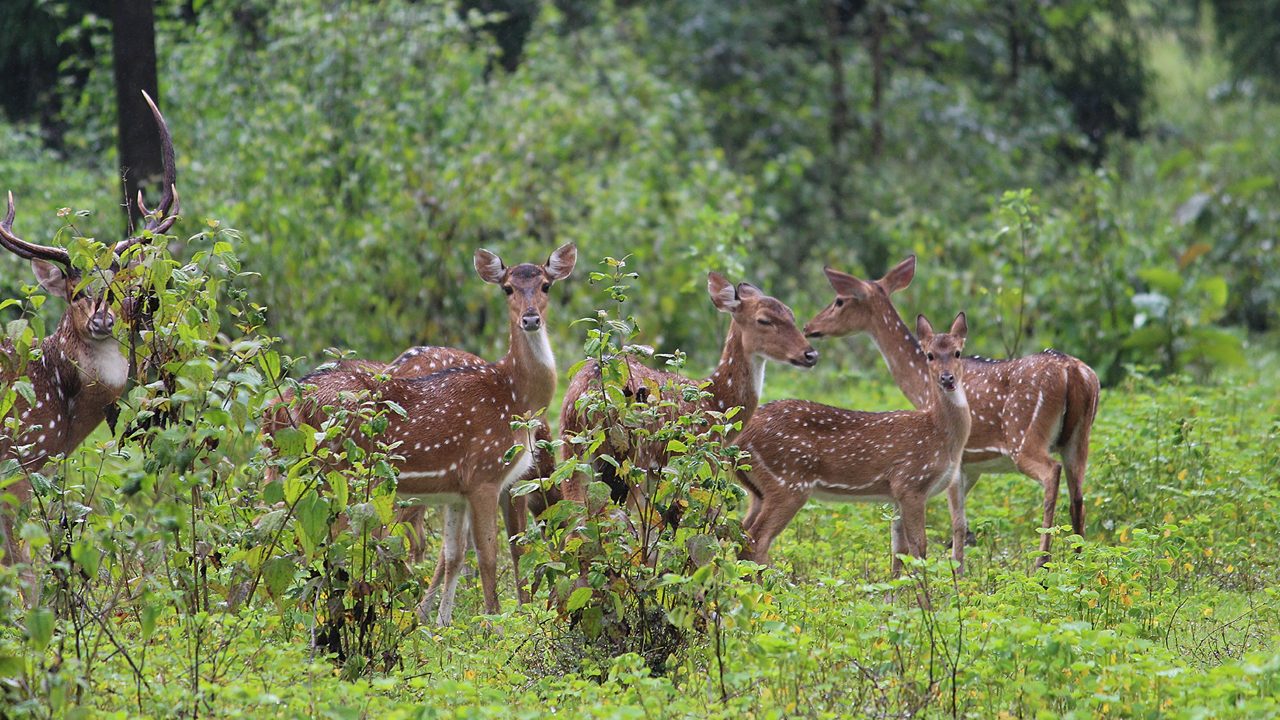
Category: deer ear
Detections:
[
  {"x1": 544, "y1": 242, "x2": 577, "y2": 281},
  {"x1": 707, "y1": 272, "x2": 739, "y2": 312},
  {"x1": 735, "y1": 282, "x2": 764, "y2": 301},
  {"x1": 474, "y1": 248, "x2": 506, "y2": 284},
  {"x1": 915, "y1": 313, "x2": 935, "y2": 340},
  {"x1": 823, "y1": 266, "x2": 869, "y2": 300},
  {"x1": 949, "y1": 311, "x2": 968, "y2": 340},
  {"x1": 880, "y1": 255, "x2": 916, "y2": 294},
  {"x1": 32, "y1": 260, "x2": 71, "y2": 300}
]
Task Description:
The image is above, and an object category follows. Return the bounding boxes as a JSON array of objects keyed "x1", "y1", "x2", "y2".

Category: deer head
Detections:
[
  {"x1": 0, "y1": 91, "x2": 178, "y2": 367},
  {"x1": 707, "y1": 271, "x2": 817, "y2": 368},
  {"x1": 475, "y1": 242, "x2": 576, "y2": 333},
  {"x1": 803, "y1": 255, "x2": 916, "y2": 338},
  {"x1": 916, "y1": 312, "x2": 968, "y2": 402}
]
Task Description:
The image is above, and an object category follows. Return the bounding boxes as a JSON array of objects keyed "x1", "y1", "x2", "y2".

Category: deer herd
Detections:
[{"x1": 0, "y1": 96, "x2": 1099, "y2": 625}]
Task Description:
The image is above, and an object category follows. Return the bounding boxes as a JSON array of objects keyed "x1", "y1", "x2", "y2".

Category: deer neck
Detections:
[
  {"x1": 928, "y1": 382, "x2": 972, "y2": 458},
  {"x1": 865, "y1": 302, "x2": 932, "y2": 409},
  {"x1": 49, "y1": 329, "x2": 129, "y2": 398},
  {"x1": 496, "y1": 319, "x2": 557, "y2": 414},
  {"x1": 705, "y1": 323, "x2": 765, "y2": 426}
]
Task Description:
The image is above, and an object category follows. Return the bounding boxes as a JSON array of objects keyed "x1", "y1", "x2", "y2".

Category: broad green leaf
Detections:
[
  {"x1": 566, "y1": 586, "x2": 593, "y2": 613},
  {"x1": 1137, "y1": 267, "x2": 1183, "y2": 296}
]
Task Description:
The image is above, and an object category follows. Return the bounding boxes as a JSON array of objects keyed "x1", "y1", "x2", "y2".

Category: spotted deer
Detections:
[
  {"x1": 735, "y1": 313, "x2": 972, "y2": 574},
  {"x1": 804, "y1": 256, "x2": 1100, "y2": 567},
  {"x1": 559, "y1": 273, "x2": 817, "y2": 525},
  {"x1": 265, "y1": 243, "x2": 575, "y2": 624},
  {"x1": 0, "y1": 92, "x2": 178, "y2": 602},
  {"x1": 383, "y1": 346, "x2": 557, "y2": 604}
]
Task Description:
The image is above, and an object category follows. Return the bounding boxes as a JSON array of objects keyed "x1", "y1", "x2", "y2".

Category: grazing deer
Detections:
[
  {"x1": 383, "y1": 346, "x2": 558, "y2": 604},
  {"x1": 803, "y1": 256, "x2": 1100, "y2": 567},
  {"x1": 265, "y1": 243, "x2": 575, "y2": 624},
  {"x1": 735, "y1": 313, "x2": 972, "y2": 574},
  {"x1": 0, "y1": 92, "x2": 178, "y2": 602},
  {"x1": 559, "y1": 272, "x2": 817, "y2": 523}
]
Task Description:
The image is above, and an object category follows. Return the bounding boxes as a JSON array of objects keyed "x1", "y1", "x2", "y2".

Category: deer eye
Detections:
[
  {"x1": 926, "y1": 352, "x2": 935, "y2": 362},
  {"x1": 757, "y1": 318, "x2": 773, "y2": 326},
  {"x1": 954, "y1": 350, "x2": 961, "y2": 358},
  {"x1": 834, "y1": 298, "x2": 844, "y2": 307},
  {"x1": 541, "y1": 283, "x2": 550, "y2": 293},
  {"x1": 503, "y1": 285, "x2": 514, "y2": 295}
]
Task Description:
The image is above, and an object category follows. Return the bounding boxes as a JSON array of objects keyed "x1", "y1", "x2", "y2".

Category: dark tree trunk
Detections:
[
  {"x1": 825, "y1": 0, "x2": 850, "y2": 228},
  {"x1": 111, "y1": 0, "x2": 162, "y2": 232},
  {"x1": 869, "y1": 4, "x2": 886, "y2": 160},
  {"x1": 1007, "y1": 0, "x2": 1021, "y2": 87}
]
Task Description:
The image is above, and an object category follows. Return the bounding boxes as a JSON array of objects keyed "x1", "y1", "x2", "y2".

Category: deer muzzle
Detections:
[
  {"x1": 520, "y1": 311, "x2": 542, "y2": 331},
  {"x1": 792, "y1": 348, "x2": 819, "y2": 368}
]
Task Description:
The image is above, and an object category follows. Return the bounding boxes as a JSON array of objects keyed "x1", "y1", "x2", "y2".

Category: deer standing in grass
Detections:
[
  {"x1": 735, "y1": 313, "x2": 971, "y2": 573},
  {"x1": 0, "y1": 92, "x2": 178, "y2": 602},
  {"x1": 559, "y1": 273, "x2": 817, "y2": 524},
  {"x1": 266, "y1": 243, "x2": 575, "y2": 624},
  {"x1": 382, "y1": 346, "x2": 557, "y2": 604},
  {"x1": 803, "y1": 257, "x2": 1100, "y2": 567}
]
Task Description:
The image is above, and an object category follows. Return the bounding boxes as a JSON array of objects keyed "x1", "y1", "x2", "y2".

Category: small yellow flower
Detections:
[
  {"x1": 1202, "y1": 607, "x2": 1214, "y2": 618},
  {"x1": 1177, "y1": 469, "x2": 1188, "y2": 481}
]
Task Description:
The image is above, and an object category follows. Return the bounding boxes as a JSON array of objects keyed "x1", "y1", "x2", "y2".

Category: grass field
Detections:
[{"x1": 4, "y1": 337, "x2": 1278, "y2": 719}]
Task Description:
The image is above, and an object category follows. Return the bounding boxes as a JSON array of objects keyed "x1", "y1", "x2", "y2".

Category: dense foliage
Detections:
[{"x1": 1, "y1": 0, "x2": 1278, "y2": 717}]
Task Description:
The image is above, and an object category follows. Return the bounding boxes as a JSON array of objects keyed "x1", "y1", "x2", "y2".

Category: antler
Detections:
[
  {"x1": 115, "y1": 90, "x2": 179, "y2": 258},
  {"x1": 0, "y1": 191, "x2": 72, "y2": 267}
]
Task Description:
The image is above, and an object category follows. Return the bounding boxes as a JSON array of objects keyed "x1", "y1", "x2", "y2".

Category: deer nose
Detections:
[
  {"x1": 89, "y1": 313, "x2": 114, "y2": 337},
  {"x1": 520, "y1": 312, "x2": 542, "y2": 331},
  {"x1": 939, "y1": 372, "x2": 956, "y2": 389},
  {"x1": 803, "y1": 349, "x2": 819, "y2": 365}
]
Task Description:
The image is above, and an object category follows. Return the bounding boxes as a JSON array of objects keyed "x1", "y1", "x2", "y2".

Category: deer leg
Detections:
[
  {"x1": 742, "y1": 491, "x2": 806, "y2": 566},
  {"x1": 1016, "y1": 453, "x2": 1063, "y2": 570},
  {"x1": 500, "y1": 489, "x2": 530, "y2": 605},
  {"x1": 897, "y1": 493, "x2": 930, "y2": 608},
  {"x1": 420, "y1": 500, "x2": 469, "y2": 626},
  {"x1": 741, "y1": 489, "x2": 763, "y2": 537},
  {"x1": 958, "y1": 468, "x2": 981, "y2": 546},
  {"x1": 1063, "y1": 432, "x2": 1091, "y2": 546},
  {"x1": 467, "y1": 486, "x2": 502, "y2": 616},
  {"x1": 945, "y1": 473, "x2": 968, "y2": 576},
  {"x1": 890, "y1": 515, "x2": 907, "y2": 577},
  {"x1": 396, "y1": 505, "x2": 428, "y2": 564}
]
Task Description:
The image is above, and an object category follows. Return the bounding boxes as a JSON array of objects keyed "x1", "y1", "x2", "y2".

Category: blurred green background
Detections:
[{"x1": 1, "y1": 0, "x2": 1276, "y2": 383}]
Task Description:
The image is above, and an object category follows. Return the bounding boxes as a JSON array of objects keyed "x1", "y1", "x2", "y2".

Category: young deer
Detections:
[
  {"x1": 266, "y1": 243, "x2": 575, "y2": 624},
  {"x1": 383, "y1": 346, "x2": 557, "y2": 604},
  {"x1": 0, "y1": 92, "x2": 178, "y2": 601},
  {"x1": 803, "y1": 256, "x2": 1100, "y2": 567},
  {"x1": 735, "y1": 313, "x2": 972, "y2": 573},
  {"x1": 558, "y1": 272, "x2": 817, "y2": 520}
]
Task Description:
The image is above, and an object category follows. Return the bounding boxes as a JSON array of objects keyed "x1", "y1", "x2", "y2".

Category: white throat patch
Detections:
[{"x1": 525, "y1": 327, "x2": 555, "y2": 371}]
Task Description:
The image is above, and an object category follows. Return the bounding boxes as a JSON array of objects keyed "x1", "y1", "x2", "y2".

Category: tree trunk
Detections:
[
  {"x1": 826, "y1": 0, "x2": 850, "y2": 228},
  {"x1": 111, "y1": 0, "x2": 162, "y2": 233},
  {"x1": 869, "y1": 4, "x2": 885, "y2": 160}
]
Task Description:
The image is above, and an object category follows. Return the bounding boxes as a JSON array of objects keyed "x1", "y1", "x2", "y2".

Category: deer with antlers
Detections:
[
  {"x1": 559, "y1": 273, "x2": 818, "y2": 525},
  {"x1": 735, "y1": 313, "x2": 972, "y2": 574},
  {"x1": 0, "y1": 92, "x2": 178, "y2": 602},
  {"x1": 264, "y1": 243, "x2": 575, "y2": 624},
  {"x1": 803, "y1": 256, "x2": 1100, "y2": 567}
]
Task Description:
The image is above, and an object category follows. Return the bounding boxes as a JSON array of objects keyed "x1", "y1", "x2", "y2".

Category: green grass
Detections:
[{"x1": 4, "y1": 352, "x2": 1278, "y2": 718}]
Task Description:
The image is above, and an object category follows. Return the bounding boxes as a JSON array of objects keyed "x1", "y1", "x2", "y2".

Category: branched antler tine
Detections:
[
  {"x1": 0, "y1": 190, "x2": 71, "y2": 266},
  {"x1": 136, "y1": 189, "x2": 152, "y2": 219},
  {"x1": 147, "y1": 184, "x2": 179, "y2": 236},
  {"x1": 116, "y1": 90, "x2": 178, "y2": 257}
]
